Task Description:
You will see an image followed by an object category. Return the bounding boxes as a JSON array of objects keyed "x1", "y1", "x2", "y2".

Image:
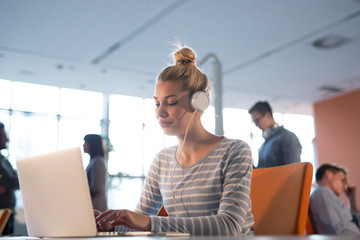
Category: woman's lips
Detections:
[{"x1": 159, "y1": 120, "x2": 172, "y2": 128}]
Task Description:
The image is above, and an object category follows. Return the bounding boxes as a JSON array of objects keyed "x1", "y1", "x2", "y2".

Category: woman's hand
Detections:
[
  {"x1": 95, "y1": 209, "x2": 151, "y2": 232},
  {"x1": 94, "y1": 210, "x2": 113, "y2": 231}
]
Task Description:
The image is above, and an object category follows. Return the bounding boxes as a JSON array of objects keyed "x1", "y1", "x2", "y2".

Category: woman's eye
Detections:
[{"x1": 168, "y1": 101, "x2": 178, "y2": 106}]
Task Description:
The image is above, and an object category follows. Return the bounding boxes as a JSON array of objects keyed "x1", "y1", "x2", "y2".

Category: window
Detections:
[
  {"x1": 8, "y1": 112, "x2": 58, "y2": 160},
  {"x1": 0, "y1": 79, "x2": 12, "y2": 109},
  {"x1": 58, "y1": 88, "x2": 103, "y2": 164},
  {"x1": 108, "y1": 95, "x2": 144, "y2": 176},
  {"x1": 0, "y1": 79, "x2": 316, "y2": 212},
  {"x1": 12, "y1": 82, "x2": 59, "y2": 115},
  {"x1": 283, "y1": 113, "x2": 315, "y2": 166},
  {"x1": 107, "y1": 95, "x2": 145, "y2": 210},
  {"x1": 59, "y1": 88, "x2": 103, "y2": 119}
]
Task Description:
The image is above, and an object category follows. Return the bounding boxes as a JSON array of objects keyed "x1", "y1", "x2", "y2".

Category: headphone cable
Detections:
[{"x1": 171, "y1": 109, "x2": 197, "y2": 216}]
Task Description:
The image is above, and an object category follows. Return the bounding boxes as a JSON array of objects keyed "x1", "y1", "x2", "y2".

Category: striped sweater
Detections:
[{"x1": 135, "y1": 137, "x2": 254, "y2": 236}]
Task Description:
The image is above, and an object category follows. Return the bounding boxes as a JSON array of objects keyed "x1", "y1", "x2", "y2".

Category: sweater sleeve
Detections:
[{"x1": 135, "y1": 152, "x2": 164, "y2": 216}]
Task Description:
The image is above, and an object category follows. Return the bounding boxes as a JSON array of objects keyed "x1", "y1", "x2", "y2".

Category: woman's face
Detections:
[
  {"x1": 83, "y1": 142, "x2": 90, "y2": 154},
  {"x1": 153, "y1": 81, "x2": 193, "y2": 136}
]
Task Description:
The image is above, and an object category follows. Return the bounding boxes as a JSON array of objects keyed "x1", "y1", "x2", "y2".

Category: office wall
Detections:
[{"x1": 313, "y1": 88, "x2": 360, "y2": 209}]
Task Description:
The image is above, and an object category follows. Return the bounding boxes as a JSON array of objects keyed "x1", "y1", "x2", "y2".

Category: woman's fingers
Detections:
[
  {"x1": 95, "y1": 210, "x2": 151, "y2": 232},
  {"x1": 96, "y1": 210, "x2": 117, "y2": 231}
]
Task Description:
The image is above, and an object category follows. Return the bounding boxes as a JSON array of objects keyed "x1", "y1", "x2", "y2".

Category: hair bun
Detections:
[{"x1": 174, "y1": 47, "x2": 195, "y2": 65}]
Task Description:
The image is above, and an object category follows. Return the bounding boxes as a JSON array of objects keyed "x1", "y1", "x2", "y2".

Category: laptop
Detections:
[{"x1": 16, "y1": 147, "x2": 188, "y2": 238}]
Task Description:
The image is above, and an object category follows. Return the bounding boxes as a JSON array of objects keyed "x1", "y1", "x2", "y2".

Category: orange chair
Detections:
[
  {"x1": 157, "y1": 205, "x2": 168, "y2": 217},
  {"x1": 157, "y1": 162, "x2": 313, "y2": 235},
  {"x1": 305, "y1": 214, "x2": 315, "y2": 234},
  {"x1": 250, "y1": 162, "x2": 313, "y2": 235},
  {"x1": 0, "y1": 208, "x2": 11, "y2": 235}
]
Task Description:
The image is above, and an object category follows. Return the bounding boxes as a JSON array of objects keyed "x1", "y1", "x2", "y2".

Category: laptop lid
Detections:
[{"x1": 16, "y1": 147, "x2": 97, "y2": 237}]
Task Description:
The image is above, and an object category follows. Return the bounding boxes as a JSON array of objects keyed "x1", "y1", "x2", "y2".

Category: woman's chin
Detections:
[{"x1": 162, "y1": 129, "x2": 176, "y2": 136}]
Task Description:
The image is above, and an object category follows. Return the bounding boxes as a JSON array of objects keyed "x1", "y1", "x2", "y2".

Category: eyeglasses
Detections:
[{"x1": 252, "y1": 114, "x2": 265, "y2": 124}]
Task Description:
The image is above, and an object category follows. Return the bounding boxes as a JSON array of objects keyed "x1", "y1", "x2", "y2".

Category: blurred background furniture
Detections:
[
  {"x1": 250, "y1": 162, "x2": 313, "y2": 235},
  {"x1": 0, "y1": 208, "x2": 11, "y2": 235}
]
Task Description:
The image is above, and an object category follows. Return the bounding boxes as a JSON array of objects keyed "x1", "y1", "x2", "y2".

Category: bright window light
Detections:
[
  {"x1": 0, "y1": 79, "x2": 316, "y2": 211},
  {"x1": 0, "y1": 79, "x2": 12, "y2": 109},
  {"x1": 12, "y1": 81, "x2": 59, "y2": 115},
  {"x1": 59, "y1": 88, "x2": 103, "y2": 119}
]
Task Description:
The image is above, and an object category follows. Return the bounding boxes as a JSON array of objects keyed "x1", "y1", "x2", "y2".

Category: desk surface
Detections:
[{"x1": 1, "y1": 235, "x2": 359, "y2": 240}]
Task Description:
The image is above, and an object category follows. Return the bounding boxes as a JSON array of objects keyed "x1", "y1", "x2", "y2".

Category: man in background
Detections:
[
  {"x1": 0, "y1": 122, "x2": 19, "y2": 235},
  {"x1": 309, "y1": 163, "x2": 359, "y2": 236},
  {"x1": 248, "y1": 101, "x2": 301, "y2": 168}
]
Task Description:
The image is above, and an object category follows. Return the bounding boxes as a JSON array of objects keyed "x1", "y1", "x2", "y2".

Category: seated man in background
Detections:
[{"x1": 309, "y1": 163, "x2": 359, "y2": 236}]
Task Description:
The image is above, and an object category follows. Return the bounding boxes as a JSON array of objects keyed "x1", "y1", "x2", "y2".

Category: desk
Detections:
[{"x1": 1, "y1": 235, "x2": 359, "y2": 240}]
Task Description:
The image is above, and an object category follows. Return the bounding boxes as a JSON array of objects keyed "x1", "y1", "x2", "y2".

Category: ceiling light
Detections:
[
  {"x1": 313, "y1": 34, "x2": 348, "y2": 49},
  {"x1": 318, "y1": 86, "x2": 342, "y2": 93},
  {"x1": 19, "y1": 70, "x2": 33, "y2": 76}
]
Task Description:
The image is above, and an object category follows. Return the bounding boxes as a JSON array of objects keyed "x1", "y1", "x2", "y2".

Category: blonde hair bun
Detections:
[{"x1": 174, "y1": 47, "x2": 196, "y2": 65}]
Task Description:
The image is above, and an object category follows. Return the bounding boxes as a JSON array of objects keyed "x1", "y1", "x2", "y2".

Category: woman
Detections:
[
  {"x1": 84, "y1": 134, "x2": 108, "y2": 212},
  {"x1": 96, "y1": 46, "x2": 254, "y2": 236}
]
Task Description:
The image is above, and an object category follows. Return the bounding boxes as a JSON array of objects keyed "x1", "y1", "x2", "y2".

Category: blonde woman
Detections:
[{"x1": 95, "y1": 46, "x2": 254, "y2": 236}]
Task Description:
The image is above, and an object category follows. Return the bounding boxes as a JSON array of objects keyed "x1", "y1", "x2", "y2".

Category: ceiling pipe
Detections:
[{"x1": 198, "y1": 53, "x2": 224, "y2": 136}]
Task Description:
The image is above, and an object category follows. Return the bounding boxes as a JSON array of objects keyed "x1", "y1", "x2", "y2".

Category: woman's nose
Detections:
[{"x1": 156, "y1": 104, "x2": 168, "y2": 118}]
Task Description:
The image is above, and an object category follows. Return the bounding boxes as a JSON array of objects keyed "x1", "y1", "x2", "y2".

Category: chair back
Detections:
[
  {"x1": 157, "y1": 205, "x2": 168, "y2": 217},
  {"x1": 0, "y1": 208, "x2": 11, "y2": 235},
  {"x1": 251, "y1": 162, "x2": 313, "y2": 235},
  {"x1": 305, "y1": 213, "x2": 315, "y2": 234}
]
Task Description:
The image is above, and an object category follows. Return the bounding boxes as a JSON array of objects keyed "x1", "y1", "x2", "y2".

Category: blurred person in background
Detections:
[
  {"x1": 309, "y1": 163, "x2": 359, "y2": 236},
  {"x1": 248, "y1": 101, "x2": 301, "y2": 168},
  {"x1": 0, "y1": 121, "x2": 19, "y2": 235},
  {"x1": 83, "y1": 134, "x2": 107, "y2": 212}
]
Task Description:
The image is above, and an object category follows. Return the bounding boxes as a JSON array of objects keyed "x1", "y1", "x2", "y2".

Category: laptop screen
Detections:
[{"x1": 16, "y1": 147, "x2": 97, "y2": 237}]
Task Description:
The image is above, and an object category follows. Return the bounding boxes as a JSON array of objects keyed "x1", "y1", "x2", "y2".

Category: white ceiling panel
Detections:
[{"x1": 1, "y1": 0, "x2": 360, "y2": 115}]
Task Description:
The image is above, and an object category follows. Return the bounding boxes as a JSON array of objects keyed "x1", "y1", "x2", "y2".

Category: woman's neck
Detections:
[{"x1": 176, "y1": 130, "x2": 222, "y2": 167}]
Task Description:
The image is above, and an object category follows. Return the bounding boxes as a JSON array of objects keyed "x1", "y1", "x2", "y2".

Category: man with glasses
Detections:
[
  {"x1": 308, "y1": 164, "x2": 359, "y2": 235},
  {"x1": 248, "y1": 101, "x2": 301, "y2": 168}
]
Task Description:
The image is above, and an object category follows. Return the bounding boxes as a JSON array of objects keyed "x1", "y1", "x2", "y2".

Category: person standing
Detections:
[
  {"x1": 309, "y1": 163, "x2": 359, "y2": 236},
  {"x1": 248, "y1": 101, "x2": 302, "y2": 168},
  {"x1": 0, "y1": 122, "x2": 19, "y2": 235},
  {"x1": 83, "y1": 134, "x2": 107, "y2": 212}
]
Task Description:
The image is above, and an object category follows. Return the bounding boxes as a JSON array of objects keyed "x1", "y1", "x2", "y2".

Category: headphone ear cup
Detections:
[{"x1": 190, "y1": 91, "x2": 209, "y2": 111}]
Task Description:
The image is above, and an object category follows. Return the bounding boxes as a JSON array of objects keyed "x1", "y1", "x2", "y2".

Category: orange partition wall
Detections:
[{"x1": 313, "y1": 88, "x2": 360, "y2": 209}]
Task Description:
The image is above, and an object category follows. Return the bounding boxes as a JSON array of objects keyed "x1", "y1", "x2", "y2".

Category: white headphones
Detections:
[{"x1": 190, "y1": 91, "x2": 209, "y2": 112}]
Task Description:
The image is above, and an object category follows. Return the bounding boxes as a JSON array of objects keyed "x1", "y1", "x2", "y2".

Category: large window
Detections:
[
  {"x1": 58, "y1": 88, "x2": 103, "y2": 152},
  {"x1": 0, "y1": 79, "x2": 13, "y2": 109},
  {"x1": 0, "y1": 78, "x2": 316, "y2": 212}
]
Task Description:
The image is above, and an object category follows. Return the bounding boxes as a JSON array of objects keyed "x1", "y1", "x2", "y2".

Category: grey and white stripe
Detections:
[{"x1": 134, "y1": 138, "x2": 254, "y2": 236}]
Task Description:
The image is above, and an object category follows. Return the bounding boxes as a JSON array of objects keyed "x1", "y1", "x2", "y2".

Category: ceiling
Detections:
[{"x1": 1, "y1": 0, "x2": 360, "y2": 115}]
